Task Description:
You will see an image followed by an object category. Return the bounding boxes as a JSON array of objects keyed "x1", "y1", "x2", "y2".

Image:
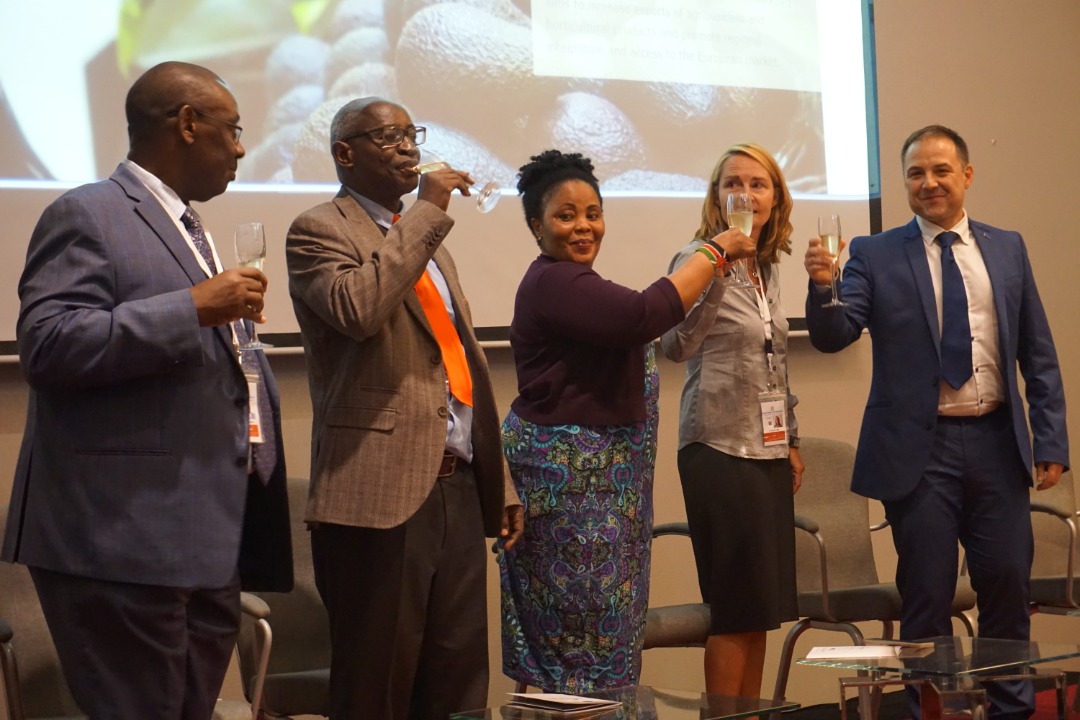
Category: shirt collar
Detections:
[
  {"x1": 344, "y1": 186, "x2": 403, "y2": 230},
  {"x1": 917, "y1": 211, "x2": 971, "y2": 248},
  {"x1": 123, "y1": 158, "x2": 187, "y2": 221}
]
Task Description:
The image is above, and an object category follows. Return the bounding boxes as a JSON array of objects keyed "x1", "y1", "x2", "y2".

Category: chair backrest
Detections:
[
  {"x1": 0, "y1": 507, "x2": 84, "y2": 720},
  {"x1": 643, "y1": 523, "x2": 710, "y2": 650},
  {"x1": 1031, "y1": 469, "x2": 1078, "y2": 580},
  {"x1": 792, "y1": 437, "x2": 881, "y2": 592},
  {"x1": 235, "y1": 478, "x2": 331, "y2": 696}
]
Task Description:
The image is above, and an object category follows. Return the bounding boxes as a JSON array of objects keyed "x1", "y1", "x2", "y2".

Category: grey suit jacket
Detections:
[
  {"x1": 286, "y1": 190, "x2": 509, "y2": 535},
  {"x1": 805, "y1": 217, "x2": 1069, "y2": 502},
  {"x1": 2, "y1": 164, "x2": 292, "y2": 591}
]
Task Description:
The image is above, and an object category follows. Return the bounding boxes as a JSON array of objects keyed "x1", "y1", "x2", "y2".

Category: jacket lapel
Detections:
[
  {"x1": 333, "y1": 190, "x2": 439, "y2": 343},
  {"x1": 112, "y1": 165, "x2": 235, "y2": 355},
  {"x1": 969, "y1": 220, "x2": 1010, "y2": 355},
  {"x1": 901, "y1": 218, "x2": 941, "y2": 358}
]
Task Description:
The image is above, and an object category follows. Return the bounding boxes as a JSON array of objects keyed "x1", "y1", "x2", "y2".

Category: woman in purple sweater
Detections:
[{"x1": 497, "y1": 150, "x2": 755, "y2": 693}]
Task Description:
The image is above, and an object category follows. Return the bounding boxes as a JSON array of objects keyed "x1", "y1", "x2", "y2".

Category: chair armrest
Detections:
[
  {"x1": 240, "y1": 592, "x2": 271, "y2": 620},
  {"x1": 652, "y1": 521, "x2": 690, "y2": 537},
  {"x1": 792, "y1": 516, "x2": 834, "y2": 618},
  {"x1": 869, "y1": 519, "x2": 890, "y2": 532},
  {"x1": 793, "y1": 514, "x2": 819, "y2": 534},
  {"x1": 1031, "y1": 502, "x2": 1073, "y2": 521}
]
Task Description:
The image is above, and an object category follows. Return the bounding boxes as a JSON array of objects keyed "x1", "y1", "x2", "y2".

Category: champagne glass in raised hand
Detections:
[
  {"x1": 724, "y1": 192, "x2": 756, "y2": 288},
  {"x1": 234, "y1": 222, "x2": 273, "y2": 351},
  {"x1": 818, "y1": 214, "x2": 845, "y2": 307},
  {"x1": 414, "y1": 147, "x2": 501, "y2": 214}
]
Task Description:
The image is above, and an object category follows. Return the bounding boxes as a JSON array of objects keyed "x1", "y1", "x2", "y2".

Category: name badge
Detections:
[
  {"x1": 246, "y1": 373, "x2": 265, "y2": 445},
  {"x1": 758, "y1": 389, "x2": 788, "y2": 447}
]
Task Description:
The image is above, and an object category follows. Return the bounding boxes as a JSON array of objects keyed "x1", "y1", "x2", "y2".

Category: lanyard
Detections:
[{"x1": 751, "y1": 269, "x2": 779, "y2": 389}]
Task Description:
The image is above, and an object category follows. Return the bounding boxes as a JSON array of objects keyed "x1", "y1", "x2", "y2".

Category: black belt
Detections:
[
  {"x1": 437, "y1": 452, "x2": 461, "y2": 478},
  {"x1": 937, "y1": 405, "x2": 1006, "y2": 425}
]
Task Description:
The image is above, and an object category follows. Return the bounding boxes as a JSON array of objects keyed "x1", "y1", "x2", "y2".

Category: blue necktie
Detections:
[
  {"x1": 182, "y1": 208, "x2": 276, "y2": 484},
  {"x1": 938, "y1": 231, "x2": 972, "y2": 390}
]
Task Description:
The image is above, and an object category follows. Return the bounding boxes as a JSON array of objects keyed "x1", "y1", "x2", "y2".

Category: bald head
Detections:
[
  {"x1": 124, "y1": 61, "x2": 244, "y2": 204},
  {"x1": 126, "y1": 62, "x2": 230, "y2": 149}
]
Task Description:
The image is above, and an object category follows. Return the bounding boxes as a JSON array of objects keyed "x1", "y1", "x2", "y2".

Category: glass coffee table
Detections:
[
  {"x1": 451, "y1": 685, "x2": 799, "y2": 719},
  {"x1": 796, "y1": 636, "x2": 1080, "y2": 720}
]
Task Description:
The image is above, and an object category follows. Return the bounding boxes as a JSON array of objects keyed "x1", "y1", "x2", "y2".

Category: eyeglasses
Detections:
[
  {"x1": 167, "y1": 106, "x2": 243, "y2": 144},
  {"x1": 342, "y1": 125, "x2": 426, "y2": 149},
  {"x1": 193, "y1": 109, "x2": 243, "y2": 144}
]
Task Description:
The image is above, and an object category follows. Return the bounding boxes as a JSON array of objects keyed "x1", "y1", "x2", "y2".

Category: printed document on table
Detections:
[{"x1": 507, "y1": 692, "x2": 622, "y2": 715}]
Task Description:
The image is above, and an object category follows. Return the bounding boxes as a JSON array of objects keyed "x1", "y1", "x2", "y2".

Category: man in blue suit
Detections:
[
  {"x1": 2, "y1": 61, "x2": 292, "y2": 720},
  {"x1": 804, "y1": 125, "x2": 1068, "y2": 719}
]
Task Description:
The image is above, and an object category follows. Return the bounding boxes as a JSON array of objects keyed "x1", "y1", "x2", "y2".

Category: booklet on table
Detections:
[{"x1": 507, "y1": 692, "x2": 622, "y2": 716}]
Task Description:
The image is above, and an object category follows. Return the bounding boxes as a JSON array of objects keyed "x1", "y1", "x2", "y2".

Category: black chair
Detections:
[
  {"x1": 772, "y1": 437, "x2": 977, "y2": 712},
  {"x1": 642, "y1": 521, "x2": 711, "y2": 651},
  {"x1": 1026, "y1": 469, "x2": 1079, "y2": 713},
  {"x1": 234, "y1": 478, "x2": 330, "y2": 718},
  {"x1": 1029, "y1": 469, "x2": 1079, "y2": 614}
]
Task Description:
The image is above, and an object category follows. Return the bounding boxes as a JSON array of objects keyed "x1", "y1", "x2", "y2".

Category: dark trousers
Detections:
[
  {"x1": 311, "y1": 463, "x2": 489, "y2": 720},
  {"x1": 30, "y1": 566, "x2": 240, "y2": 720},
  {"x1": 884, "y1": 408, "x2": 1034, "y2": 720}
]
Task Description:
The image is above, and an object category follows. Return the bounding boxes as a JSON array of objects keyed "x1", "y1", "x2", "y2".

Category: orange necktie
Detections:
[
  {"x1": 395, "y1": 214, "x2": 474, "y2": 407},
  {"x1": 414, "y1": 271, "x2": 474, "y2": 407}
]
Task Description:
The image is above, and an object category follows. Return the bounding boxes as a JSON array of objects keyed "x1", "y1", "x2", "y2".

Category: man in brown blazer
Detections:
[{"x1": 286, "y1": 97, "x2": 524, "y2": 720}]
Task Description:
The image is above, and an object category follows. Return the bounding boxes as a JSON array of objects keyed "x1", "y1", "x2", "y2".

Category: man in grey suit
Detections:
[
  {"x1": 286, "y1": 97, "x2": 524, "y2": 720},
  {"x1": 804, "y1": 125, "x2": 1068, "y2": 719},
  {"x1": 2, "y1": 61, "x2": 292, "y2": 720}
]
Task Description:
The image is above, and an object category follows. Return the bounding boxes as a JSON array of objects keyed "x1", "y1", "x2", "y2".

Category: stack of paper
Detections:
[
  {"x1": 806, "y1": 640, "x2": 935, "y2": 659},
  {"x1": 507, "y1": 693, "x2": 622, "y2": 716}
]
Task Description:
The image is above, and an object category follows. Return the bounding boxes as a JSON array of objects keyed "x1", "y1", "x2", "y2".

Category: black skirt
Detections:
[{"x1": 677, "y1": 442, "x2": 798, "y2": 634}]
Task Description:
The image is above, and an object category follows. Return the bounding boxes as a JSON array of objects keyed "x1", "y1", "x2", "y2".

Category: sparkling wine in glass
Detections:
[
  {"x1": 818, "y1": 214, "x2": 845, "y2": 307},
  {"x1": 234, "y1": 222, "x2": 272, "y2": 351},
  {"x1": 724, "y1": 192, "x2": 756, "y2": 288},
  {"x1": 414, "y1": 147, "x2": 452, "y2": 175},
  {"x1": 413, "y1": 148, "x2": 502, "y2": 213}
]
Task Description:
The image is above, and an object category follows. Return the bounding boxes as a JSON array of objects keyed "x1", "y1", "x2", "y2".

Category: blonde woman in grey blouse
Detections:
[{"x1": 661, "y1": 142, "x2": 804, "y2": 699}]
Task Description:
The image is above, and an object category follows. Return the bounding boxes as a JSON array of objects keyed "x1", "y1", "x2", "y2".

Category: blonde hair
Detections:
[{"x1": 694, "y1": 143, "x2": 794, "y2": 264}]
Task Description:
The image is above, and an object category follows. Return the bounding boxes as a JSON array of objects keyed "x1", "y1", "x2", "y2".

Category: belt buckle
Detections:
[{"x1": 438, "y1": 453, "x2": 457, "y2": 478}]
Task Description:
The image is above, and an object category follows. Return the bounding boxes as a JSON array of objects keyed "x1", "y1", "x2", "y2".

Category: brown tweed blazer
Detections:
[{"x1": 286, "y1": 189, "x2": 511, "y2": 536}]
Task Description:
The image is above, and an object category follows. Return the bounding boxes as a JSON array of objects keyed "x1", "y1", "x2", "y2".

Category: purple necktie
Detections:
[
  {"x1": 236, "y1": 320, "x2": 278, "y2": 485},
  {"x1": 938, "y1": 231, "x2": 973, "y2": 390},
  {"x1": 181, "y1": 207, "x2": 218, "y2": 275}
]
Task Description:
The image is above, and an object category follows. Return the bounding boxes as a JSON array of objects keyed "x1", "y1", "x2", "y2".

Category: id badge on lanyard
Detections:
[
  {"x1": 752, "y1": 280, "x2": 788, "y2": 447},
  {"x1": 246, "y1": 373, "x2": 265, "y2": 445},
  {"x1": 245, "y1": 373, "x2": 265, "y2": 475}
]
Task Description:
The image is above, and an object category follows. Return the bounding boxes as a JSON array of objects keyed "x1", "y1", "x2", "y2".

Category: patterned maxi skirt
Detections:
[{"x1": 497, "y1": 345, "x2": 659, "y2": 693}]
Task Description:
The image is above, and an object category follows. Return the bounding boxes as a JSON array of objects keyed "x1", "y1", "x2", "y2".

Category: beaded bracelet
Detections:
[
  {"x1": 704, "y1": 239, "x2": 729, "y2": 266},
  {"x1": 696, "y1": 245, "x2": 720, "y2": 267}
]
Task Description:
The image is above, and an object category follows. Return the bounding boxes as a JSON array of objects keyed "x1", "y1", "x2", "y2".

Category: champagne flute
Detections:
[
  {"x1": 234, "y1": 222, "x2": 273, "y2": 351},
  {"x1": 414, "y1": 148, "x2": 502, "y2": 213},
  {"x1": 724, "y1": 192, "x2": 756, "y2": 288},
  {"x1": 818, "y1": 214, "x2": 845, "y2": 307}
]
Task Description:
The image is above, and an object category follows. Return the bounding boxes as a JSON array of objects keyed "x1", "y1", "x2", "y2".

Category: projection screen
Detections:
[{"x1": 0, "y1": 0, "x2": 881, "y2": 354}]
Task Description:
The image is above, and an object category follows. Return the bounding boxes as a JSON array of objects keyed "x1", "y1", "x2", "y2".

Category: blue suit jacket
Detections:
[
  {"x1": 805, "y1": 218, "x2": 1069, "y2": 502},
  {"x1": 2, "y1": 164, "x2": 292, "y2": 591}
]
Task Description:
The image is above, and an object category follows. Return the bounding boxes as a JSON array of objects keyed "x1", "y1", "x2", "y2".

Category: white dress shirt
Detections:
[{"x1": 916, "y1": 213, "x2": 1004, "y2": 416}]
